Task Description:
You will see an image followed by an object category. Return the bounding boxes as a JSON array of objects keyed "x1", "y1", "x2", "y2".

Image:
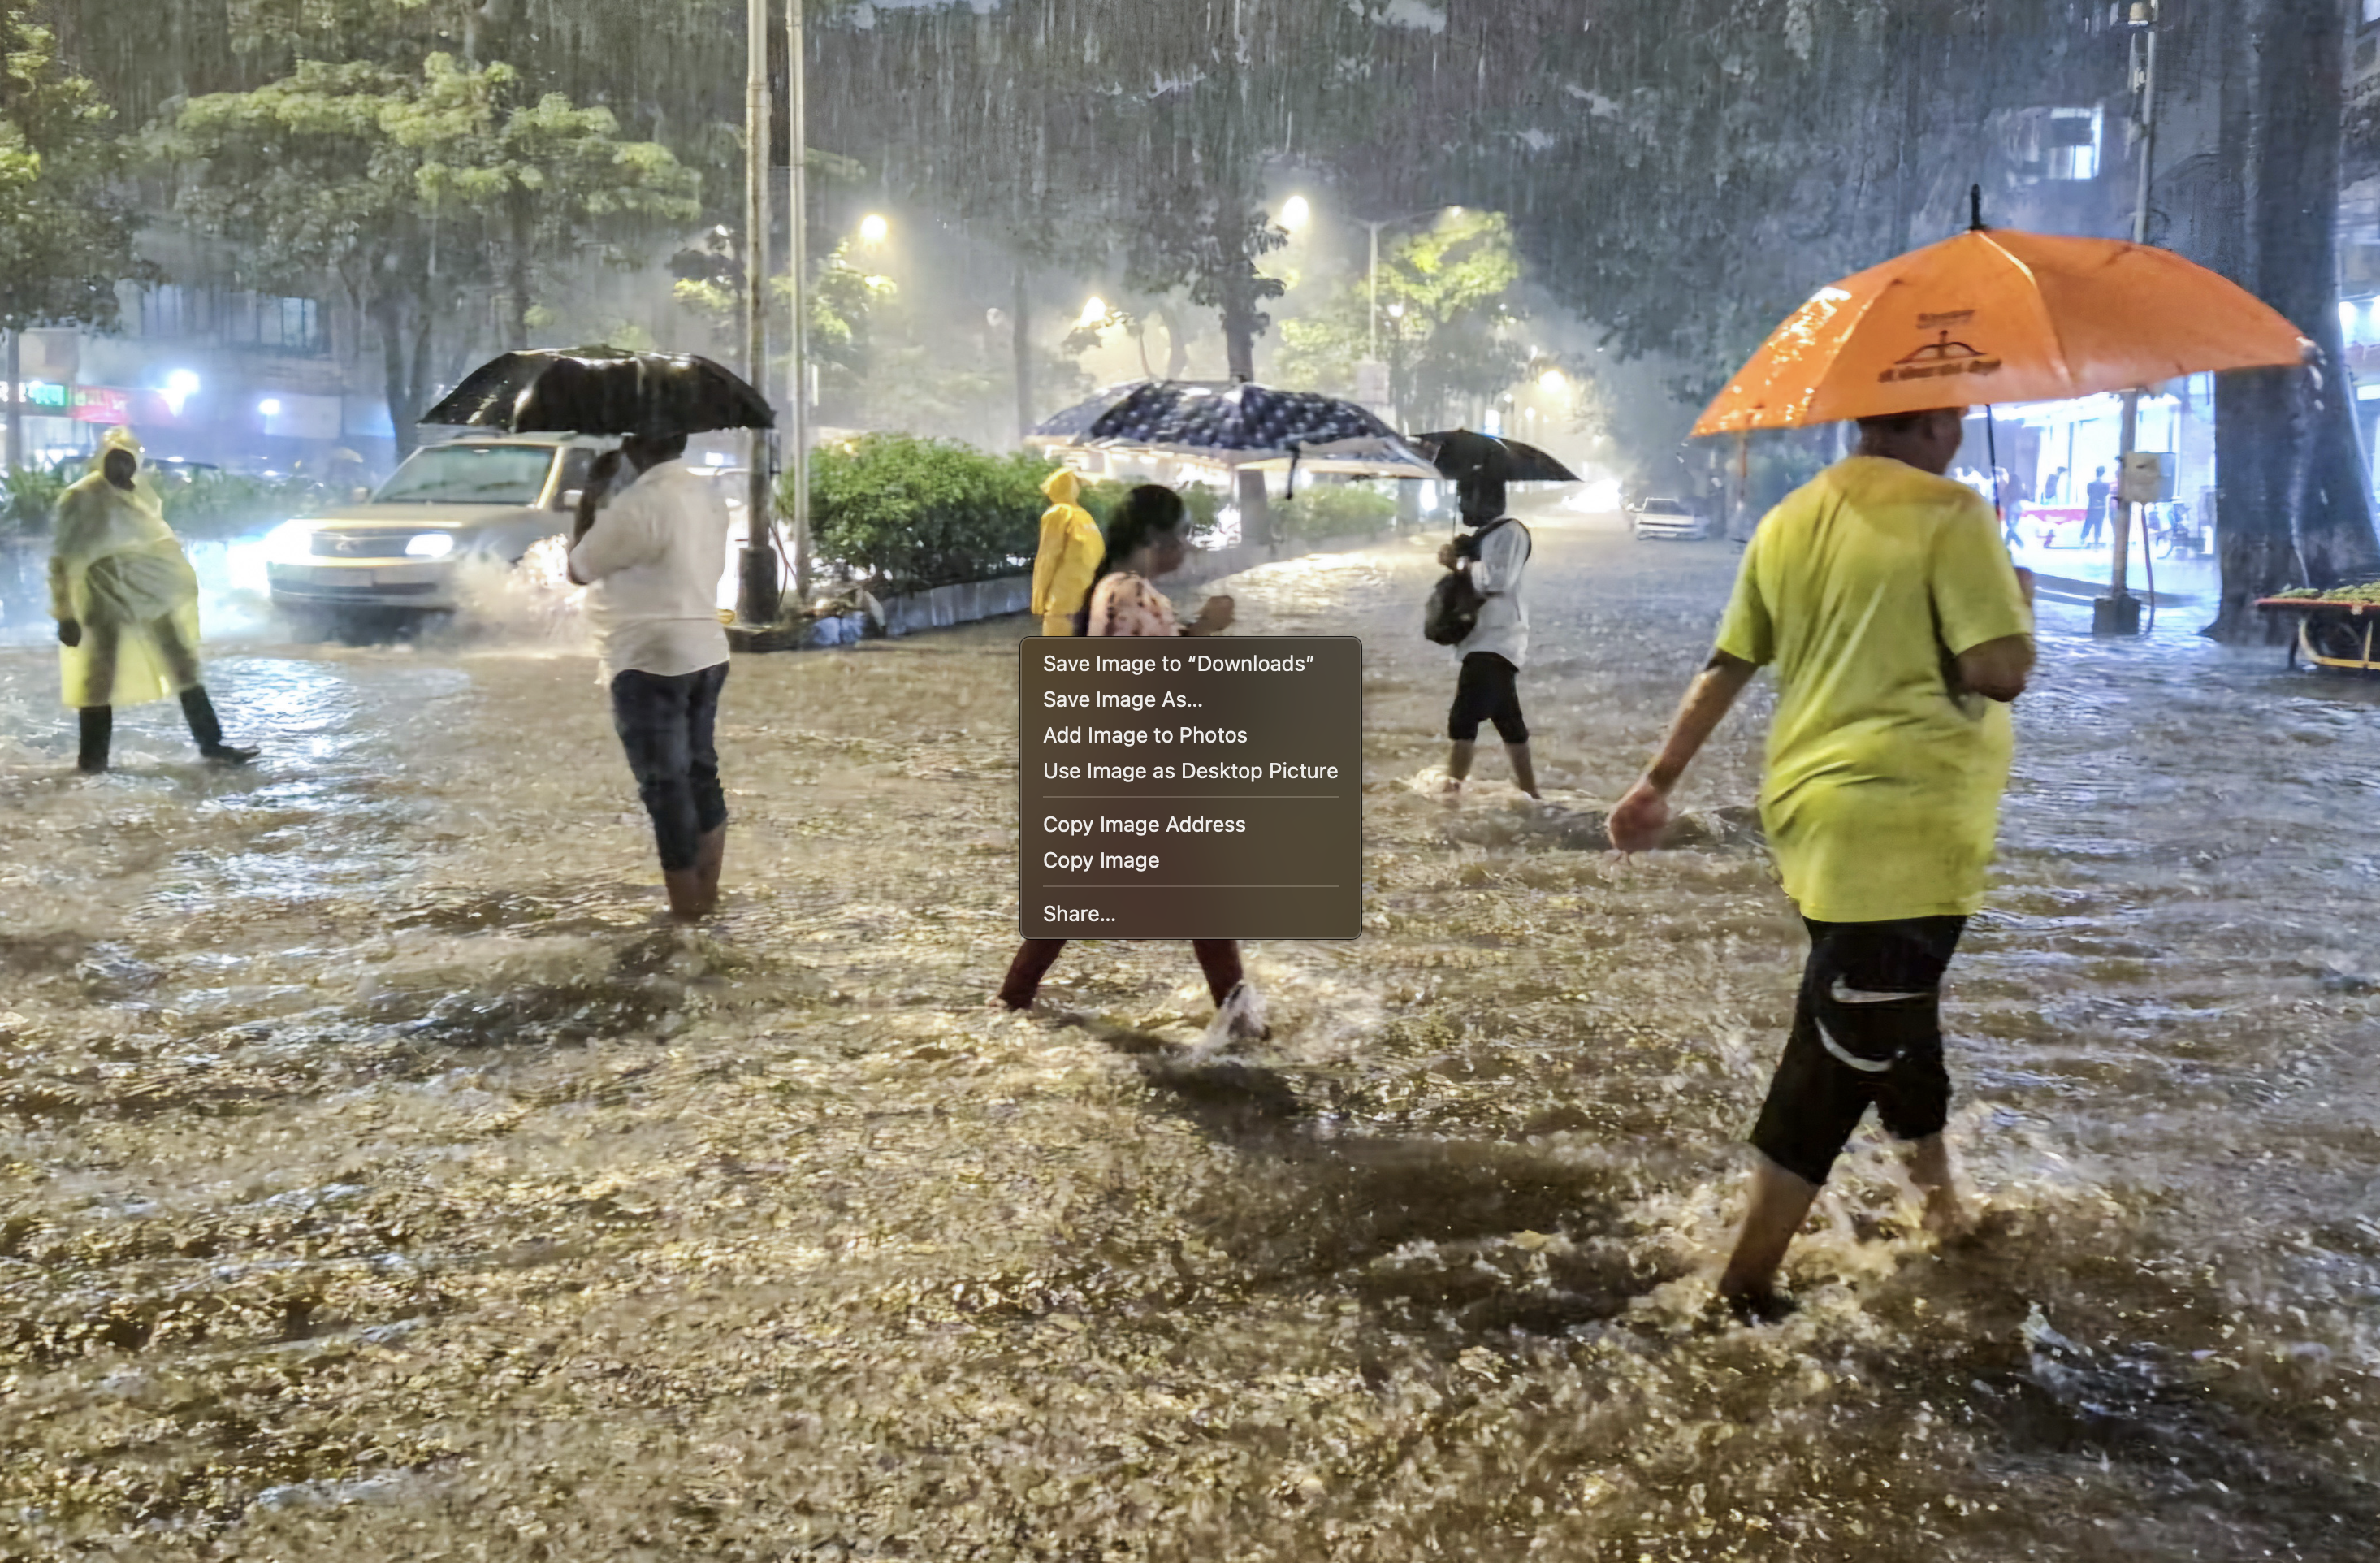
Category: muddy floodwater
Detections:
[{"x1": 2, "y1": 513, "x2": 2377, "y2": 1561}]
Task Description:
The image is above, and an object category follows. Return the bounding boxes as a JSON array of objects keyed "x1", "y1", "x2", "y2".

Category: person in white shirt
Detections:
[
  {"x1": 566, "y1": 431, "x2": 736, "y2": 922},
  {"x1": 1438, "y1": 476, "x2": 1539, "y2": 799}
]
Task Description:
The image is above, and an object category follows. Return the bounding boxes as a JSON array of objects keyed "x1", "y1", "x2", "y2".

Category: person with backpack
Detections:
[{"x1": 1437, "y1": 475, "x2": 1539, "y2": 799}]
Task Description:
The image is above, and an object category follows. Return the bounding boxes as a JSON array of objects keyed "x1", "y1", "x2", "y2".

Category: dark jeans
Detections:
[
  {"x1": 610, "y1": 662, "x2": 729, "y2": 872},
  {"x1": 999, "y1": 938, "x2": 1244, "y2": 1011}
]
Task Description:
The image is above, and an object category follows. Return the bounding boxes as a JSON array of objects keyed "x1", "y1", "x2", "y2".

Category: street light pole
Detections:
[
  {"x1": 738, "y1": 0, "x2": 778, "y2": 627},
  {"x1": 785, "y1": 0, "x2": 811, "y2": 604},
  {"x1": 2097, "y1": 0, "x2": 2159, "y2": 638},
  {"x1": 1364, "y1": 219, "x2": 1383, "y2": 363}
]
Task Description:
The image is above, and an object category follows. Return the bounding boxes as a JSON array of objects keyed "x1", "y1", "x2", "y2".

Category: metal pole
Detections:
[
  {"x1": 1366, "y1": 221, "x2": 1380, "y2": 363},
  {"x1": 786, "y1": 0, "x2": 812, "y2": 604},
  {"x1": 738, "y1": 0, "x2": 778, "y2": 626},
  {"x1": 2100, "y1": 0, "x2": 2158, "y2": 635}
]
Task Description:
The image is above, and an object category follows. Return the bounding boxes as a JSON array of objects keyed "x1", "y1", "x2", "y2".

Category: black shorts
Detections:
[
  {"x1": 1447, "y1": 652, "x2": 1527, "y2": 744},
  {"x1": 1750, "y1": 915, "x2": 1967, "y2": 1185}
]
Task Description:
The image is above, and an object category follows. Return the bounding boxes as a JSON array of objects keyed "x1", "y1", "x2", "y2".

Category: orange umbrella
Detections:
[{"x1": 1694, "y1": 226, "x2": 2311, "y2": 436}]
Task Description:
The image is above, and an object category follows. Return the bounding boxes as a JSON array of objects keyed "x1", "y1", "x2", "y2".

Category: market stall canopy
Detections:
[
  {"x1": 1031, "y1": 379, "x2": 1436, "y2": 477},
  {"x1": 1695, "y1": 227, "x2": 2312, "y2": 436},
  {"x1": 423, "y1": 346, "x2": 774, "y2": 437}
]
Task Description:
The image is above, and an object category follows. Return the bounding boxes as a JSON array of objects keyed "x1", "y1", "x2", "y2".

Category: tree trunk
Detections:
[
  {"x1": 1011, "y1": 262, "x2": 1033, "y2": 447},
  {"x1": 3, "y1": 329, "x2": 21, "y2": 474},
  {"x1": 508, "y1": 193, "x2": 534, "y2": 350},
  {"x1": 1218, "y1": 241, "x2": 1270, "y2": 548},
  {"x1": 2203, "y1": 0, "x2": 2380, "y2": 640},
  {"x1": 373, "y1": 300, "x2": 419, "y2": 458}
]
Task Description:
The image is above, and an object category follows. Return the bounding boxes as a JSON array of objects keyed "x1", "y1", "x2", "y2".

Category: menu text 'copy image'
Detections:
[{"x1": 1019, "y1": 637, "x2": 1363, "y2": 940}]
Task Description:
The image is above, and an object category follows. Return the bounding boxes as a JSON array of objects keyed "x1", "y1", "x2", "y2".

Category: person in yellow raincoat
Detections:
[
  {"x1": 50, "y1": 428, "x2": 257, "y2": 773},
  {"x1": 1029, "y1": 467, "x2": 1104, "y2": 636}
]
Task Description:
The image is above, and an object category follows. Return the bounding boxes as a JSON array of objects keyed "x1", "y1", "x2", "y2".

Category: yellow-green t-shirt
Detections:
[{"x1": 1713, "y1": 455, "x2": 2035, "y2": 924}]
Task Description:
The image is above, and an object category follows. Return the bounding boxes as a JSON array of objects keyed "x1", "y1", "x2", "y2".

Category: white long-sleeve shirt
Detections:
[
  {"x1": 566, "y1": 459, "x2": 733, "y2": 684},
  {"x1": 1457, "y1": 517, "x2": 1531, "y2": 669}
]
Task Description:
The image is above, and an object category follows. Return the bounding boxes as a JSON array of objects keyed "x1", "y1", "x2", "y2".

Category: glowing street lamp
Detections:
[
  {"x1": 1077, "y1": 295, "x2": 1109, "y2": 330},
  {"x1": 1538, "y1": 368, "x2": 1567, "y2": 395},
  {"x1": 858, "y1": 212, "x2": 890, "y2": 246},
  {"x1": 1279, "y1": 195, "x2": 1310, "y2": 232}
]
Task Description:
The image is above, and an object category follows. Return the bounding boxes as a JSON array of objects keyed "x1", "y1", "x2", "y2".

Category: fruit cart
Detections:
[{"x1": 2259, "y1": 586, "x2": 2380, "y2": 673}]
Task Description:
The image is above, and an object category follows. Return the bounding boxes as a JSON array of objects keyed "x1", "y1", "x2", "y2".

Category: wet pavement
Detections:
[{"x1": 2, "y1": 513, "x2": 2377, "y2": 1560}]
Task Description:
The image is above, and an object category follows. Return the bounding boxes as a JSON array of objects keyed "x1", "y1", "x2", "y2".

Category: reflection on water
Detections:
[{"x1": 0, "y1": 517, "x2": 2376, "y2": 1559}]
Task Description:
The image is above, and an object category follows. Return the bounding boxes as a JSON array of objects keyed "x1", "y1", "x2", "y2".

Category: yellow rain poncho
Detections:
[
  {"x1": 1030, "y1": 467, "x2": 1105, "y2": 637},
  {"x1": 49, "y1": 430, "x2": 205, "y2": 710}
]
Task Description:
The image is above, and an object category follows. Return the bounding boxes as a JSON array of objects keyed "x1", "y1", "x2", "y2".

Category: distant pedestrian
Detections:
[
  {"x1": 997, "y1": 485, "x2": 1266, "y2": 1039},
  {"x1": 1609, "y1": 405, "x2": 2036, "y2": 1322},
  {"x1": 1030, "y1": 467, "x2": 1105, "y2": 637},
  {"x1": 2041, "y1": 466, "x2": 2066, "y2": 504},
  {"x1": 1439, "y1": 475, "x2": 1539, "y2": 799},
  {"x1": 50, "y1": 427, "x2": 257, "y2": 773},
  {"x1": 2080, "y1": 466, "x2": 2111, "y2": 548},
  {"x1": 568, "y1": 431, "x2": 736, "y2": 924}
]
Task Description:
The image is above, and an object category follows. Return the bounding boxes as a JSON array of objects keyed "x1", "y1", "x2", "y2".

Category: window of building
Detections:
[
  {"x1": 2047, "y1": 108, "x2": 2101, "y2": 181},
  {"x1": 135, "y1": 286, "x2": 323, "y2": 353}
]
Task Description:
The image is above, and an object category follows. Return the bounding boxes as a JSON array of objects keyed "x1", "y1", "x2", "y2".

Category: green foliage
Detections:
[
  {"x1": 0, "y1": 461, "x2": 72, "y2": 537},
  {"x1": 0, "y1": 2, "x2": 150, "y2": 334},
  {"x1": 797, "y1": 435, "x2": 1054, "y2": 595},
  {"x1": 1273, "y1": 210, "x2": 1528, "y2": 431},
  {"x1": 1075, "y1": 478, "x2": 1225, "y2": 546},
  {"x1": 160, "y1": 469, "x2": 330, "y2": 542},
  {"x1": 1272, "y1": 482, "x2": 1398, "y2": 543}
]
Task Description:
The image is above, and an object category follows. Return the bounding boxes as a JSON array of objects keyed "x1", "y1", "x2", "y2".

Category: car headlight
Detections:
[
  {"x1": 405, "y1": 533, "x2": 457, "y2": 560},
  {"x1": 264, "y1": 521, "x2": 314, "y2": 563}
]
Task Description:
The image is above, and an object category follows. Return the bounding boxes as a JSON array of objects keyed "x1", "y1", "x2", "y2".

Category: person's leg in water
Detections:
[
  {"x1": 73, "y1": 614, "x2": 121, "y2": 773},
  {"x1": 684, "y1": 663, "x2": 730, "y2": 915},
  {"x1": 1446, "y1": 653, "x2": 1538, "y2": 797},
  {"x1": 997, "y1": 939, "x2": 1069, "y2": 1009},
  {"x1": 1724, "y1": 916, "x2": 1969, "y2": 1317},
  {"x1": 1192, "y1": 938, "x2": 1269, "y2": 1041},
  {"x1": 77, "y1": 706, "x2": 114, "y2": 773},
  {"x1": 611, "y1": 669, "x2": 710, "y2": 923},
  {"x1": 154, "y1": 613, "x2": 257, "y2": 764}
]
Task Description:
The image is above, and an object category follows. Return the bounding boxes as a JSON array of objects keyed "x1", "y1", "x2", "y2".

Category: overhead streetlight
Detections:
[
  {"x1": 1387, "y1": 301, "x2": 1406, "y2": 319},
  {"x1": 1538, "y1": 369, "x2": 1567, "y2": 395},
  {"x1": 1279, "y1": 195, "x2": 1310, "y2": 232},
  {"x1": 257, "y1": 397, "x2": 283, "y2": 418},
  {"x1": 859, "y1": 212, "x2": 890, "y2": 246},
  {"x1": 1078, "y1": 295, "x2": 1109, "y2": 329},
  {"x1": 161, "y1": 370, "x2": 201, "y2": 417}
]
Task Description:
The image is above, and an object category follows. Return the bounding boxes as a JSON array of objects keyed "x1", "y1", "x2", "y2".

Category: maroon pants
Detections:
[{"x1": 998, "y1": 938, "x2": 1243, "y2": 1011}]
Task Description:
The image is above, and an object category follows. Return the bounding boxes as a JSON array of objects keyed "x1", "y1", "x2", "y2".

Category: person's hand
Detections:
[
  {"x1": 1607, "y1": 777, "x2": 1672, "y2": 855},
  {"x1": 1193, "y1": 595, "x2": 1235, "y2": 634},
  {"x1": 57, "y1": 619, "x2": 80, "y2": 649},
  {"x1": 1437, "y1": 542, "x2": 1460, "y2": 569}
]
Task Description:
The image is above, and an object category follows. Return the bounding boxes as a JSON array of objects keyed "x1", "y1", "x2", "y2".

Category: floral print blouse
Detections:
[{"x1": 1088, "y1": 571, "x2": 1179, "y2": 638}]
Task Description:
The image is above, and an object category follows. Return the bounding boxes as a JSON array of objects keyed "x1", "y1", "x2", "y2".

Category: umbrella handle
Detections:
[{"x1": 1970, "y1": 184, "x2": 1984, "y2": 232}]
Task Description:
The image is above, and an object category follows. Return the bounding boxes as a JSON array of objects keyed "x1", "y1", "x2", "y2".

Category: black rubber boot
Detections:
[
  {"x1": 180, "y1": 686, "x2": 258, "y2": 764},
  {"x1": 77, "y1": 707, "x2": 112, "y2": 773}
]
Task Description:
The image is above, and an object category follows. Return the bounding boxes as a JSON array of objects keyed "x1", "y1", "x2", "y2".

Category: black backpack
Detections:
[{"x1": 1423, "y1": 517, "x2": 1527, "y2": 645}]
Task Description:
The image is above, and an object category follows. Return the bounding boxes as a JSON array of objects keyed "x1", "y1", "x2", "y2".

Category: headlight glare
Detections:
[
  {"x1": 405, "y1": 533, "x2": 457, "y2": 560},
  {"x1": 263, "y1": 521, "x2": 314, "y2": 562}
]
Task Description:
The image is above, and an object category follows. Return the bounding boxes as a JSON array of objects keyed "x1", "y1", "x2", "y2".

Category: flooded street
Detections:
[{"x1": 3, "y1": 514, "x2": 2378, "y2": 1561}]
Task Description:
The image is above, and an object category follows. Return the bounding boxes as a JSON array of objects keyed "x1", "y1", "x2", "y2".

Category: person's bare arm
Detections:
[
  {"x1": 1608, "y1": 651, "x2": 1759, "y2": 853},
  {"x1": 1953, "y1": 634, "x2": 2034, "y2": 703}
]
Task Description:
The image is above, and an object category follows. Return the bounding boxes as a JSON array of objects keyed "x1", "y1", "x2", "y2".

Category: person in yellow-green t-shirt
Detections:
[
  {"x1": 1029, "y1": 468, "x2": 1104, "y2": 637},
  {"x1": 1608, "y1": 406, "x2": 2036, "y2": 1323}
]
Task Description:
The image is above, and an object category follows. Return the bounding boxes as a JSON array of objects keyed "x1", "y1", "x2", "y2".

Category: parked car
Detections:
[
  {"x1": 264, "y1": 435, "x2": 611, "y2": 620},
  {"x1": 1629, "y1": 496, "x2": 1711, "y2": 541}
]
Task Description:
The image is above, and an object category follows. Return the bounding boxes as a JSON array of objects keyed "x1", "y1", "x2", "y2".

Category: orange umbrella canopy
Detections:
[{"x1": 1694, "y1": 227, "x2": 2311, "y2": 436}]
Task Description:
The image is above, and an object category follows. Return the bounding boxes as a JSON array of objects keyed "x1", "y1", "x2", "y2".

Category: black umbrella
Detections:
[
  {"x1": 422, "y1": 346, "x2": 774, "y2": 437},
  {"x1": 1030, "y1": 379, "x2": 1430, "y2": 473},
  {"x1": 1409, "y1": 428, "x2": 1579, "y2": 484}
]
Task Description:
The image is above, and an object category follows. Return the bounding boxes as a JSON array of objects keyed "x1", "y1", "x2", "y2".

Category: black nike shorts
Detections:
[{"x1": 1750, "y1": 915, "x2": 1968, "y2": 1186}]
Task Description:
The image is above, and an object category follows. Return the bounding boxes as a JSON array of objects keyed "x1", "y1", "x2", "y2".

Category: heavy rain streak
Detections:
[{"x1": 3, "y1": 2, "x2": 2379, "y2": 1560}]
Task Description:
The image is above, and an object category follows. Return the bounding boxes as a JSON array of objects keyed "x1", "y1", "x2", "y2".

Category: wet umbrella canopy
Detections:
[
  {"x1": 422, "y1": 347, "x2": 775, "y2": 438},
  {"x1": 1034, "y1": 379, "x2": 1424, "y2": 470},
  {"x1": 1409, "y1": 429, "x2": 1580, "y2": 484}
]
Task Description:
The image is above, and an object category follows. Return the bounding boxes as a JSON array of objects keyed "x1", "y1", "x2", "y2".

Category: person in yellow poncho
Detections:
[
  {"x1": 1029, "y1": 467, "x2": 1105, "y2": 636},
  {"x1": 50, "y1": 428, "x2": 257, "y2": 773}
]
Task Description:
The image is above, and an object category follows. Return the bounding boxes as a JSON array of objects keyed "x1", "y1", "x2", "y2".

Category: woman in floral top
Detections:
[{"x1": 999, "y1": 486, "x2": 1266, "y2": 1040}]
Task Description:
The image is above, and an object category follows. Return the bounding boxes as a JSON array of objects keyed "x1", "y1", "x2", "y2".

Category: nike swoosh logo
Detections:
[
  {"x1": 1830, "y1": 976, "x2": 1928, "y2": 1005},
  {"x1": 1817, "y1": 1018, "x2": 1895, "y2": 1073}
]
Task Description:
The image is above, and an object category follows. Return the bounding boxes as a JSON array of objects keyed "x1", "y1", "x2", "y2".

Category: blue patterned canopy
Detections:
[{"x1": 1029, "y1": 380, "x2": 1430, "y2": 473}]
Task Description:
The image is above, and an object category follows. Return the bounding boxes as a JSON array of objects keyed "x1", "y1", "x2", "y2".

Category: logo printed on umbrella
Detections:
[{"x1": 1879, "y1": 328, "x2": 2002, "y2": 384}]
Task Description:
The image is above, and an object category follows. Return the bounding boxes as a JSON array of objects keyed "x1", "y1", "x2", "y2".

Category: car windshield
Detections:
[
  {"x1": 1642, "y1": 500, "x2": 1686, "y2": 514},
  {"x1": 372, "y1": 445, "x2": 555, "y2": 505}
]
